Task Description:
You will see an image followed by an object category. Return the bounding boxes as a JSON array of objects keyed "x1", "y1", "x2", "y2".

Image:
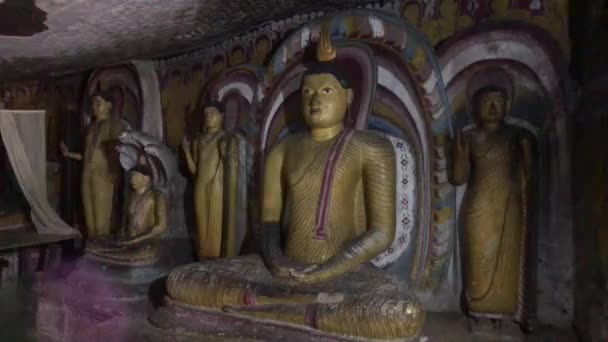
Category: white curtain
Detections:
[{"x1": 0, "y1": 109, "x2": 77, "y2": 236}]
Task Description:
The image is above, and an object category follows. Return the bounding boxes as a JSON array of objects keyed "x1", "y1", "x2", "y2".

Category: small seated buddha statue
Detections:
[
  {"x1": 86, "y1": 133, "x2": 173, "y2": 266},
  {"x1": 163, "y1": 26, "x2": 424, "y2": 340}
]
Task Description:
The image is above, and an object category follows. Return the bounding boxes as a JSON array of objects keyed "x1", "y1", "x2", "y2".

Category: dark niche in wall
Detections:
[{"x1": 0, "y1": 0, "x2": 48, "y2": 37}]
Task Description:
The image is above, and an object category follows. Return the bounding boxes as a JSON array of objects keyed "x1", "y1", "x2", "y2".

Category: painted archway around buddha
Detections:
[
  {"x1": 203, "y1": 65, "x2": 265, "y2": 142},
  {"x1": 258, "y1": 10, "x2": 456, "y2": 293},
  {"x1": 83, "y1": 62, "x2": 163, "y2": 138},
  {"x1": 83, "y1": 65, "x2": 142, "y2": 131},
  {"x1": 438, "y1": 23, "x2": 573, "y2": 325}
]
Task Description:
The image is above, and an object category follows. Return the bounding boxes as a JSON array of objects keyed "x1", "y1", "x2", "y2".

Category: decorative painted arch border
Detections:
[
  {"x1": 437, "y1": 22, "x2": 574, "y2": 325},
  {"x1": 84, "y1": 62, "x2": 163, "y2": 139},
  {"x1": 258, "y1": 9, "x2": 455, "y2": 290},
  {"x1": 204, "y1": 64, "x2": 266, "y2": 125},
  {"x1": 438, "y1": 22, "x2": 571, "y2": 111},
  {"x1": 83, "y1": 65, "x2": 143, "y2": 129}
]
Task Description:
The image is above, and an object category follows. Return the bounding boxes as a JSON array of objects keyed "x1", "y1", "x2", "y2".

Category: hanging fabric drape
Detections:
[{"x1": 0, "y1": 109, "x2": 78, "y2": 236}]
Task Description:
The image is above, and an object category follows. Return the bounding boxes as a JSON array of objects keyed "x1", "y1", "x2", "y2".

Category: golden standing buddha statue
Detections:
[
  {"x1": 451, "y1": 85, "x2": 534, "y2": 329},
  {"x1": 161, "y1": 27, "x2": 424, "y2": 340},
  {"x1": 182, "y1": 102, "x2": 243, "y2": 259},
  {"x1": 61, "y1": 92, "x2": 128, "y2": 238}
]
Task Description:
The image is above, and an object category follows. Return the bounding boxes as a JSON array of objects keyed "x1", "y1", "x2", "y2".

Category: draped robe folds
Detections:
[
  {"x1": 87, "y1": 189, "x2": 167, "y2": 264},
  {"x1": 82, "y1": 119, "x2": 127, "y2": 237},
  {"x1": 461, "y1": 127, "x2": 529, "y2": 320},
  {"x1": 194, "y1": 133, "x2": 224, "y2": 259},
  {"x1": 165, "y1": 131, "x2": 425, "y2": 340}
]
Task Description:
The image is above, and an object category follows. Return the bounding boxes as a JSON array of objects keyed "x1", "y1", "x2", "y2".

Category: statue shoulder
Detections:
[
  {"x1": 506, "y1": 125, "x2": 534, "y2": 144},
  {"x1": 111, "y1": 117, "x2": 130, "y2": 130},
  {"x1": 271, "y1": 134, "x2": 303, "y2": 151},
  {"x1": 351, "y1": 130, "x2": 394, "y2": 155},
  {"x1": 265, "y1": 134, "x2": 301, "y2": 164}
]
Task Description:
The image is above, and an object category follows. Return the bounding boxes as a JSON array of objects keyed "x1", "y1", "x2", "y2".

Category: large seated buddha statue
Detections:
[{"x1": 159, "y1": 26, "x2": 424, "y2": 340}]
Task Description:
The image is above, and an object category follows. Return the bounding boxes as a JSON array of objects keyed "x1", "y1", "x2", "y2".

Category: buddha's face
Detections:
[
  {"x1": 301, "y1": 73, "x2": 352, "y2": 129},
  {"x1": 204, "y1": 106, "x2": 224, "y2": 131},
  {"x1": 476, "y1": 90, "x2": 507, "y2": 124},
  {"x1": 92, "y1": 95, "x2": 112, "y2": 119},
  {"x1": 131, "y1": 171, "x2": 150, "y2": 192}
]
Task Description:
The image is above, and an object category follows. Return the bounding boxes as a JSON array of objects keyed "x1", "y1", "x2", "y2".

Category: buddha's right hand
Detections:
[
  {"x1": 59, "y1": 141, "x2": 69, "y2": 157},
  {"x1": 181, "y1": 136, "x2": 191, "y2": 151},
  {"x1": 455, "y1": 131, "x2": 469, "y2": 156}
]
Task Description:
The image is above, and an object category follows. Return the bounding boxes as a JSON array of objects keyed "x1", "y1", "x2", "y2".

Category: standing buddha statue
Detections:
[
  {"x1": 182, "y1": 101, "x2": 244, "y2": 259},
  {"x1": 450, "y1": 84, "x2": 535, "y2": 330},
  {"x1": 60, "y1": 91, "x2": 129, "y2": 238},
  {"x1": 161, "y1": 25, "x2": 424, "y2": 340}
]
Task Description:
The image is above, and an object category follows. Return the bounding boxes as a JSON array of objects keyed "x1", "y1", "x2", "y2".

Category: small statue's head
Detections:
[
  {"x1": 301, "y1": 24, "x2": 353, "y2": 129},
  {"x1": 129, "y1": 163, "x2": 152, "y2": 192},
  {"x1": 203, "y1": 101, "x2": 225, "y2": 132},
  {"x1": 472, "y1": 85, "x2": 510, "y2": 125},
  {"x1": 89, "y1": 91, "x2": 113, "y2": 119}
]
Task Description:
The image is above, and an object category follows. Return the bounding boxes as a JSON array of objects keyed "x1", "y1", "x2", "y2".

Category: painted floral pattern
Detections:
[{"x1": 372, "y1": 134, "x2": 416, "y2": 268}]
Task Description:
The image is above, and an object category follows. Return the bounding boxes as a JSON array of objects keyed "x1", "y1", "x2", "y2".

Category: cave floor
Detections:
[{"x1": 0, "y1": 279, "x2": 578, "y2": 342}]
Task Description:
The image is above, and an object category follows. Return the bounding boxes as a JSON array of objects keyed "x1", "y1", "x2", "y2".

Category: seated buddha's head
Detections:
[
  {"x1": 203, "y1": 101, "x2": 225, "y2": 133},
  {"x1": 301, "y1": 24, "x2": 353, "y2": 130},
  {"x1": 129, "y1": 162, "x2": 152, "y2": 193}
]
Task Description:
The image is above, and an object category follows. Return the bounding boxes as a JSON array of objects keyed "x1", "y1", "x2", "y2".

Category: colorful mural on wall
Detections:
[
  {"x1": 401, "y1": 0, "x2": 568, "y2": 51},
  {"x1": 156, "y1": 0, "x2": 568, "y2": 151}
]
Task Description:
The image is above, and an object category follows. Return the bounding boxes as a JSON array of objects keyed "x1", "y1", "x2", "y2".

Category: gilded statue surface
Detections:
[
  {"x1": 85, "y1": 131, "x2": 176, "y2": 265},
  {"x1": 86, "y1": 164, "x2": 167, "y2": 265},
  {"x1": 451, "y1": 85, "x2": 534, "y2": 328},
  {"x1": 163, "y1": 26, "x2": 424, "y2": 340},
  {"x1": 182, "y1": 102, "x2": 243, "y2": 259},
  {"x1": 61, "y1": 92, "x2": 128, "y2": 238}
]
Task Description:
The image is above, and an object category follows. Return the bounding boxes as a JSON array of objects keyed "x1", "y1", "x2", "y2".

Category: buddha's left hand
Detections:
[{"x1": 289, "y1": 264, "x2": 325, "y2": 283}]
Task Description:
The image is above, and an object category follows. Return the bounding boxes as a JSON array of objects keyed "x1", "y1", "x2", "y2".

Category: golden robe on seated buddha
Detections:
[{"x1": 163, "y1": 25, "x2": 424, "y2": 341}]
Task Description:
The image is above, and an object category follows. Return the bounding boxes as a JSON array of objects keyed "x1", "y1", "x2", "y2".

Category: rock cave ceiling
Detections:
[{"x1": 0, "y1": 0, "x2": 379, "y2": 81}]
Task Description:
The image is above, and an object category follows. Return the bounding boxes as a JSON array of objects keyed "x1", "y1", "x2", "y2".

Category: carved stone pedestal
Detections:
[{"x1": 33, "y1": 238, "x2": 192, "y2": 342}]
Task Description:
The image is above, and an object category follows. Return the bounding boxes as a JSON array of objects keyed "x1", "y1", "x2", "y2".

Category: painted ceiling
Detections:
[{"x1": 0, "y1": 0, "x2": 378, "y2": 80}]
